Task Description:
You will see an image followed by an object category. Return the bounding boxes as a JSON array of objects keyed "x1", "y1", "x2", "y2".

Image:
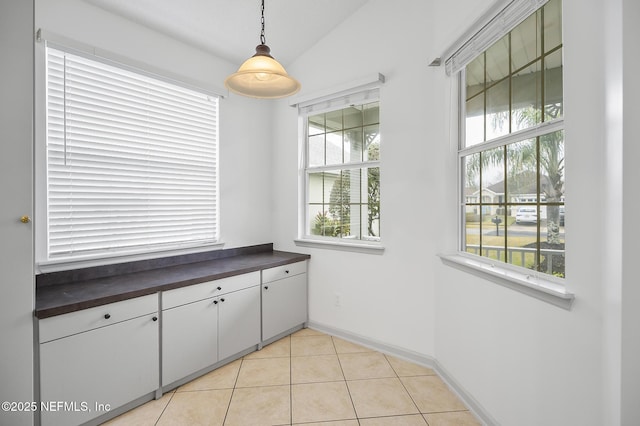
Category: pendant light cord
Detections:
[{"x1": 260, "y1": 0, "x2": 266, "y2": 45}]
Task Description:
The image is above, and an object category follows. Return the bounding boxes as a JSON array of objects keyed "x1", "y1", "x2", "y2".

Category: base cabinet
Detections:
[
  {"x1": 38, "y1": 295, "x2": 159, "y2": 426},
  {"x1": 218, "y1": 285, "x2": 260, "y2": 360},
  {"x1": 161, "y1": 271, "x2": 260, "y2": 387},
  {"x1": 37, "y1": 259, "x2": 308, "y2": 425},
  {"x1": 161, "y1": 297, "x2": 219, "y2": 387},
  {"x1": 262, "y1": 261, "x2": 308, "y2": 341}
]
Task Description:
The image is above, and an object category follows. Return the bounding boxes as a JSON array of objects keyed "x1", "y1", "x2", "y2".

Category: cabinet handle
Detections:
[
  {"x1": 220, "y1": 298, "x2": 225, "y2": 303},
  {"x1": 152, "y1": 316, "x2": 158, "y2": 322},
  {"x1": 217, "y1": 286, "x2": 222, "y2": 291},
  {"x1": 213, "y1": 300, "x2": 219, "y2": 305},
  {"x1": 104, "y1": 313, "x2": 111, "y2": 319},
  {"x1": 264, "y1": 286, "x2": 269, "y2": 290},
  {"x1": 285, "y1": 270, "x2": 289, "y2": 274}
]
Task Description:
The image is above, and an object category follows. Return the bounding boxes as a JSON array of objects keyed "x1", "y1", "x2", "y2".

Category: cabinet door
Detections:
[
  {"x1": 40, "y1": 314, "x2": 159, "y2": 426},
  {"x1": 262, "y1": 273, "x2": 308, "y2": 341},
  {"x1": 218, "y1": 286, "x2": 260, "y2": 360},
  {"x1": 162, "y1": 297, "x2": 218, "y2": 387}
]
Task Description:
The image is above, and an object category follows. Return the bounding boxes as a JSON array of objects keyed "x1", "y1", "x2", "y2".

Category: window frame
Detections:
[
  {"x1": 294, "y1": 85, "x2": 384, "y2": 254},
  {"x1": 440, "y1": 0, "x2": 573, "y2": 308},
  {"x1": 36, "y1": 42, "x2": 223, "y2": 271}
]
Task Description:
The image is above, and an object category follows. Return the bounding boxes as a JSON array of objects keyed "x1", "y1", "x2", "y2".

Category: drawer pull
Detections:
[
  {"x1": 285, "y1": 270, "x2": 289, "y2": 274},
  {"x1": 217, "y1": 286, "x2": 222, "y2": 291},
  {"x1": 220, "y1": 298, "x2": 225, "y2": 303},
  {"x1": 104, "y1": 314, "x2": 111, "y2": 319},
  {"x1": 152, "y1": 316, "x2": 158, "y2": 322},
  {"x1": 213, "y1": 300, "x2": 219, "y2": 305},
  {"x1": 264, "y1": 286, "x2": 269, "y2": 290}
]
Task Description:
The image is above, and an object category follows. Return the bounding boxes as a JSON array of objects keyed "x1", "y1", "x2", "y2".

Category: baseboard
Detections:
[{"x1": 307, "y1": 321, "x2": 498, "y2": 426}]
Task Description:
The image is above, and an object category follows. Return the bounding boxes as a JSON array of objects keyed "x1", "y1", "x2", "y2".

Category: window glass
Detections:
[
  {"x1": 304, "y1": 99, "x2": 381, "y2": 243},
  {"x1": 460, "y1": 0, "x2": 564, "y2": 278}
]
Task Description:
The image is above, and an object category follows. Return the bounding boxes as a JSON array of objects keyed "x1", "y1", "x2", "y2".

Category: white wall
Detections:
[
  {"x1": 35, "y1": 0, "x2": 275, "y2": 251},
  {"x1": 273, "y1": 0, "x2": 634, "y2": 425},
  {"x1": 621, "y1": 0, "x2": 640, "y2": 423},
  {"x1": 0, "y1": 2, "x2": 35, "y2": 425},
  {"x1": 272, "y1": 0, "x2": 440, "y2": 357}
]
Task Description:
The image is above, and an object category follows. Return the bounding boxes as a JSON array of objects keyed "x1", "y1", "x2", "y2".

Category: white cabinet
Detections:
[
  {"x1": 161, "y1": 296, "x2": 218, "y2": 387},
  {"x1": 161, "y1": 271, "x2": 260, "y2": 387},
  {"x1": 218, "y1": 285, "x2": 260, "y2": 360},
  {"x1": 262, "y1": 261, "x2": 308, "y2": 341},
  {"x1": 39, "y1": 295, "x2": 159, "y2": 426}
]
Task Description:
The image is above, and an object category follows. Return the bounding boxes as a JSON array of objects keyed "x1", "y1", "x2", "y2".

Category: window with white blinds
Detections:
[{"x1": 45, "y1": 46, "x2": 219, "y2": 260}]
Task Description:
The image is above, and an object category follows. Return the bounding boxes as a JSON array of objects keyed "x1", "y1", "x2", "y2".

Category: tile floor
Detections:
[{"x1": 103, "y1": 328, "x2": 481, "y2": 426}]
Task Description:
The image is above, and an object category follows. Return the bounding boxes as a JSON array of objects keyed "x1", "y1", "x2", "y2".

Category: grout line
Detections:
[
  {"x1": 289, "y1": 335, "x2": 293, "y2": 426},
  {"x1": 153, "y1": 390, "x2": 176, "y2": 426},
  {"x1": 221, "y1": 357, "x2": 243, "y2": 425}
]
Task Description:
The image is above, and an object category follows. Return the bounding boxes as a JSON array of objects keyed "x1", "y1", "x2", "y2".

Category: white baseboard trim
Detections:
[{"x1": 307, "y1": 321, "x2": 499, "y2": 426}]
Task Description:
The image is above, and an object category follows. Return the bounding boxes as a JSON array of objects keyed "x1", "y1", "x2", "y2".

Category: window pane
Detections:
[
  {"x1": 364, "y1": 125, "x2": 380, "y2": 161},
  {"x1": 466, "y1": 54, "x2": 485, "y2": 98},
  {"x1": 309, "y1": 204, "x2": 328, "y2": 236},
  {"x1": 485, "y1": 34, "x2": 509, "y2": 84},
  {"x1": 344, "y1": 105, "x2": 363, "y2": 129},
  {"x1": 506, "y1": 207, "x2": 539, "y2": 270},
  {"x1": 511, "y1": 10, "x2": 541, "y2": 71},
  {"x1": 544, "y1": 0, "x2": 562, "y2": 53},
  {"x1": 465, "y1": 205, "x2": 480, "y2": 256},
  {"x1": 344, "y1": 128, "x2": 363, "y2": 163},
  {"x1": 367, "y1": 167, "x2": 381, "y2": 238},
  {"x1": 485, "y1": 78, "x2": 510, "y2": 140},
  {"x1": 481, "y1": 147, "x2": 505, "y2": 198},
  {"x1": 465, "y1": 94, "x2": 485, "y2": 147},
  {"x1": 347, "y1": 204, "x2": 362, "y2": 239},
  {"x1": 325, "y1": 110, "x2": 343, "y2": 132},
  {"x1": 544, "y1": 48, "x2": 563, "y2": 121},
  {"x1": 308, "y1": 114, "x2": 325, "y2": 136},
  {"x1": 308, "y1": 172, "x2": 325, "y2": 204},
  {"x1": 325, "y1": 131, "x2": 343, "y2": 165},
  {"x1": 506, "y1": 139, "x2": 537, "y2": 202},
  {"x1": 363, "y1": 102, "x2": 379, "y2": 125},
  {"x1": 308, "y1": 134, "x2": 325, "y2": 167},
  {"x1": 464, "y1": 153, "x2": 481, "y2": 201},
  {"x1": 512, "y1": 61, "x2": 542, "y2": 132},
  {"x1": 539, "y1": 131, "x2": 564, "y2": 203},
  {"x1": 540, "y1": 215, "x2": 565, "y2": 277}
]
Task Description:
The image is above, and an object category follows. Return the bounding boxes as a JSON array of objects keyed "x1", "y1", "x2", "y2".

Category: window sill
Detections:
[
  {"x1": 294, "y1": 238, "x2": 385, "y2": 255},
  {"x1": 438, "y1": 253, "x2": 574, "y2": 310}
]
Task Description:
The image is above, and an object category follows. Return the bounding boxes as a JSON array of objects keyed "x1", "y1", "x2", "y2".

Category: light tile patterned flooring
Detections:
[{"x1": 104, "y1": 329, "x2": 481, "y2": 426}]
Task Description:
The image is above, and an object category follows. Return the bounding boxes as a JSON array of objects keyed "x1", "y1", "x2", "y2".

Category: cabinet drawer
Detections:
[
  {"x1": 39, "y1": 294, "x2": 158, "y2": 343},
  {"x1": 162, "y1": 271, "x2": 260, "y2": 310},
  {"x1": 262, "y1": 261, "x2": 307, "y2": 284}
]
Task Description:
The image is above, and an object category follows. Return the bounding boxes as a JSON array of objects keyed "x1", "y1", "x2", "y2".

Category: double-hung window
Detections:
[
  {"x1": 42, "y1": 46, "x2": 219, "y2": 264},
  {"x1": 456, "y1": 0, "x2": 565, "y2": 278},
  {"x1": 298, "y1": 88, "x2": 381, "y2": 247}
]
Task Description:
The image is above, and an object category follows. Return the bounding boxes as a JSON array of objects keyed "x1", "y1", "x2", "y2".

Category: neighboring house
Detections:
[{"x1": 465, "y1": 171, "x2": 564, "y2": 220}]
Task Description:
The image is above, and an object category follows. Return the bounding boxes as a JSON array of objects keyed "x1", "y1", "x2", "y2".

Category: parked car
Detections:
[{"x1": 515, "y1": 207, "x2": 538, "y2": 224}]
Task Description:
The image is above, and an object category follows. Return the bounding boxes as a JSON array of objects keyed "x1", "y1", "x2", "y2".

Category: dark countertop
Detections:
[{"x1": 35, "y1": 245, "x2": 310, "y2": 319}]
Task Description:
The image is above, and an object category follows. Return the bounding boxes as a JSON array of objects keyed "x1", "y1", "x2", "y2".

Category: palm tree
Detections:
[{"x1": 466, "y1": 105, "x2": 564, "y2": 245}]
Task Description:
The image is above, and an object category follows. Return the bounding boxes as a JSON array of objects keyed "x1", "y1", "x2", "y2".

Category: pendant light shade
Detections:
[
  {"x1": 224, "y1": 0, "x2": 300, "y2": 99},
  {"x1": 225, "y1": 44, "x2": 300, "y2": 99}
]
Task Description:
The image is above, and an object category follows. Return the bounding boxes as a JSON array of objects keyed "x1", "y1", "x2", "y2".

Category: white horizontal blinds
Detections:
[
  {"x1": 445, "y1": 0, "x2": 548, "y2": 75},
  {"x1": 46, "y1": 47, "x2": 219, "y2": 259}
]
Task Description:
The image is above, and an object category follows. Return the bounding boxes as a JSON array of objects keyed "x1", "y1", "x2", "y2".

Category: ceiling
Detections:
[{"x1": 85, "y1": 0, "x2": 370, "y2": 67}]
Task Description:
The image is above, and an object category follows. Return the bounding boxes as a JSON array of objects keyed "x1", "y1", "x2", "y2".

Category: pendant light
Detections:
[{"x1": 224, "y1": 0, "x2": 301, "y2": 99}]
